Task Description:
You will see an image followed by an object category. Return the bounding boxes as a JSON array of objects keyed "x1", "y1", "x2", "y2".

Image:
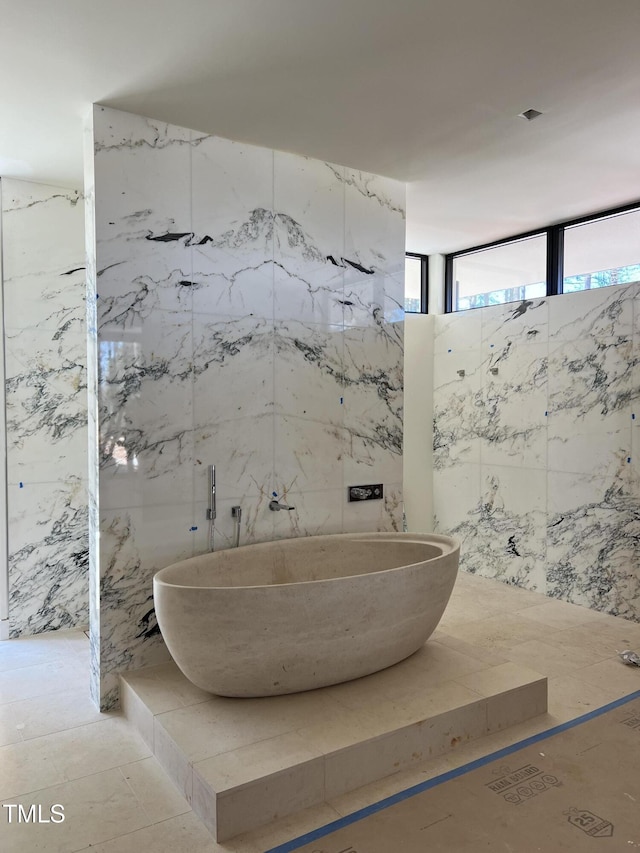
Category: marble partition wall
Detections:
[
  {"x1": 433, "y1": 284, "x2": 640, "y2": 621},
  {"x1": 1, "y1": 179, "x2": 88, "y2": 637},
  {"x1": 86, "y1": 106, "x2": 405, "y2": 709}
]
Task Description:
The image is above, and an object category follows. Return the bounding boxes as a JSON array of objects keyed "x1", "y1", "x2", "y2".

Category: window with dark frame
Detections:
[
  {"x1": 445, "y1": 201, "x2": 640, "y2": 313},
  {"x1": 405, "y1": 252, "x2": 428, "y2": 313}
]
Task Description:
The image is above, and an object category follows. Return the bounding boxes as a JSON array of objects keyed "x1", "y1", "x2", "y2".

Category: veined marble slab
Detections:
[
  {"x1": 2, "y1": 179, "x2": 87, "y2": 637},
  {"x1": 88, "y1": 105, "x2": 405, "y2": 708},
  {"x1": 433, "y1": 289, "x2": 640, "y2": 621}
]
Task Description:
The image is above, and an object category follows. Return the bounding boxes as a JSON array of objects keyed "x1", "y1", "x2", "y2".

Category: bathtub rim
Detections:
[{"x1": 153, "y1": 531, "x2": 460, "y2": 592}]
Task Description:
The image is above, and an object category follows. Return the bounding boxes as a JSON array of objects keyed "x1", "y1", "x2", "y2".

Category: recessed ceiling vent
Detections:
[{"x1": 518, "y1": 108, "x2": 543, "y2": 121}]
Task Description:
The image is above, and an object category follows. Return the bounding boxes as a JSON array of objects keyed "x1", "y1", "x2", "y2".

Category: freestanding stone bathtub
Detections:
[{"x1": 153, "y1": 531, "x2": 459, "y2": 697}]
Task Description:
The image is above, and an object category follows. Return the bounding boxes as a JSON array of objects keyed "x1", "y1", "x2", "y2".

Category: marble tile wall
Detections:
[
  {"x1": 433, "y1": 285, "x2": 640, "y2": 622},
  {"x1": 86, "y1": 106, "x2": 405, "y2": 709},
  {"x1": 1, "y1": 178, "x2": 88, "y2": 637}
]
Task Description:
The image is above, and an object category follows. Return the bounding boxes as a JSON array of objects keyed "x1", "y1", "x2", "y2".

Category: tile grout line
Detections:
[{"x1": 117, "y1": 763, "x2": 161, "y2": 829}]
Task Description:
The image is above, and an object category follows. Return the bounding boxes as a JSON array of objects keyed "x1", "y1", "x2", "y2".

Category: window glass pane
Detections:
[
  {"x1": 452, "y1": 234, "x2": 547, "y2": 311},
  {"x1": 404, "y1": 256, "x2": 422, "y2": 312},
  {"x1": 563, "y1": 209, "x2": 640, "y2": 293}
]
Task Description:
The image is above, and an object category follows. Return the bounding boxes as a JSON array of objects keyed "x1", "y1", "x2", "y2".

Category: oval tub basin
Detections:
[{"x1": 153, "y1": 531, "x2": 459, "y2": 697}]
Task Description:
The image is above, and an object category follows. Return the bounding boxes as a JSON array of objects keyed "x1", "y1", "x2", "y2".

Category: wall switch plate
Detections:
[{"x1": 348, "y1": 484, "x2": 383, "y2": 502}]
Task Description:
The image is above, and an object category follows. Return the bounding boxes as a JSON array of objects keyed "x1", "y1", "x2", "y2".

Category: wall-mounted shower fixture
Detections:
[
  {"x1": 231, "y1": 505, "x2": 242, "y2": 548},
  {"x1": 207, "y1": 465, "x2": 216, "y2": 552},
  {"x1": 457, "y1": 369, "x2": 466, "y2": 378},
  {"x1": 489, "y1": 367, "x2": 499, "y2": 375},
  {"x1": 269, "y1": 499, "x2": 296, "y2": 512},
  {"x1": 348, "y1": 484, "x2": 383, "y2": 502},
  {"x1": 207, "y1": 465, "x2": 216, "y2": 521}
]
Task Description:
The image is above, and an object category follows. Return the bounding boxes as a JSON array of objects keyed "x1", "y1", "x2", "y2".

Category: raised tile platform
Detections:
[{"x1": 121, "y1": 643, "x2": 547, "y2": 842}]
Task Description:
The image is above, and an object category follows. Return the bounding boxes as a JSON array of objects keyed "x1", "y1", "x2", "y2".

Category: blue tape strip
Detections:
[{"x1": 265, "y1": 689, "x2": 640, "y2": 853}]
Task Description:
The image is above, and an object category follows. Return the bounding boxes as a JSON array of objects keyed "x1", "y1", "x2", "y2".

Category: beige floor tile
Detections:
[
  {"x1": 420, "y1": 696, "x2": 489, "y2": 755},
  {"x1": 72, "y1": 812, "x2": 222, "y2": 853},
  {"x1": 322, "y1": 665, "x2": 419, "y2": 709},
  {"x1": 46, "y1": 716, "x2": 151, "y2": 781},
  {"x1": 194, "y1": 731, "x2": 323, "y2": 794},
  {"x1": 0, "y1": 715, "x2": 148, "y2": 800},
  {"x1": 596, "y1": 615, "x2": 640, "y2": 643},
  {"x1": 0, "y1": 767, "x2": 151, "y2": 853},
  {"x1": 324, "y1": 691, "x2": 488, "y2": 801},
  {"x1": 241, "y1": 686, "x2": 351, "y2": 730},
  {"x1": 321, "y1": 644, "x2": 486, "y2": 711},
  {"x1": 372, "y1": 681, "x2": 486, "y2": 730},
  {"x1": 119, "y1": 756, "x2": 191, "y2": 824},
  {"x1": 0, "y1": 708, "x2": 24, "y2": 747},
  {"x1": 120, "y1": 671, "x2": 185, "y2": 717},
  {"x1": 546, "y1": 674, "x2": 624, "y2": 722},
  {"x1": 568, "y1": 656, "x2": 640, "y2": 695},
  {"x1": 414, "y1": 713, "x2": 556, "y2": 781},
  {"x1": 122, "y1": 663, "x2": 211, "y2": 715},
  {"x1": 513, "y1": 598, "x2": 611, "y2": 630},
  {"x1": 153, "y1": 717, "x2": 193, "y2": 803},
  {"x1": 436, "y1": 596, "x2": 506, "y2": 626},
  {"x1": 0, "y1": 628, "x2": 84, "y2": 653},
  {"x1": 442, "y1": 613, "x2": 556, "y2": 652},
  {"x1": 235, "y1": 801, "x2": 343, "y2": 853},
  {"x1": 155, "y1": 695, "x2": 310, "y2": 763},
  {"x1": 449, "y1": 573, "x2": 485, "y2": 593},
  {"x1": 323, "y1": 723, "x2": 427, "y2": 800},
  {"x1": 121, "y1": 679, "x2": 154, "y2": 749},
  {"x1": 586, "y1": 617, "x2": 640, "y2": 648},
  {"x1": 70, "y1": 645, "x2": 91, "y2": 668},
  {"x1": 55, "y1": 629, "x2": 90, "y2": 650},
  {"x1": 597, "y1": 611, "x2": 640, "y2": 634},
  {"x1": 141, "y1": 662, "x2": 213, "y2": 707},
  {"x1": 485, "y1": 678, "x2": 547, "y2": 733},
  {"x1": 0, "y1": 687, "x2": 106, "y2": 741},
  {"x1": 504, "y1": 638, "x2": 599, "y2": 676},
  {"x1": 430, "y1": 631, "x2": 510, "y2": 665},
  {"x1": 547, "y1": 621, "x2": 640, "y2": 664},
  {"x1": 0, "y1": 641, "x2": 71, "y2": 674},
  {"x1": 454, "y1": 661, "x2": 544, "y2": 696},
  {"x1": 328, "y1": 766, "x2": 429, "y2": 816},
  {"x1": 418, "y1": 712, "x2": 561, "y2": 787},
  {"x1": 0, "y1": 658, "x2": 88, "y2": 704},
  {"x1": 296, "y1": 707, "x2": 384, "y2": 755},
  {"x1": 0, "y1": 737, "x2": 65, "y2": 800},
  {"x1": 415, "y1": 640, "x2": 497, "y2": 677},
  {"x1": 456, "y1": 575, "x2": 548, "y2": 610},
  {"x1": 480, "y1": 589, "x2": 547, "y2": 611},
  {"x1": 205, "y1": 756, "x2": 326, "y2": 842}
]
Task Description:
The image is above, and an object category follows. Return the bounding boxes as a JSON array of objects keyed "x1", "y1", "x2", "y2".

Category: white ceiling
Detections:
[{"x1": 2, "y1": 0, "x2": 640, "y2": 254}]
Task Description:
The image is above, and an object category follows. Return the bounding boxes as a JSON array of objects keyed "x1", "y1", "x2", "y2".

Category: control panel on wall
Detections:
[{"x1": 348, "y1": 484, "x2": 384, "y2": 502}]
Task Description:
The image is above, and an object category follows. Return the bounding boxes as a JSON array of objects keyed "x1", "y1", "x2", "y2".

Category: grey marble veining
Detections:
[
  {"x1": 8, "y1": 479, "x2": 89, "y2": 637},
  {"x1": 433, "y1": 354, "x2": 483, "y2": 470},
  {"x1": 547, "y1": 469, "x2": 640, "y2": 619},
  {"x1": 87, "y1": 105, "x2": 405, "y2": 709},
  {"x1": 549, "y1": 282, "x2": 634, "y2": 342},
  {"x1": 481, "y1": 297, "x2": 549, "y2": 348},
  {"x1": 342, "y1": 321, "x2": 404, "y2": 466},
  {"x1": 2, "y1": 179, "x2": 88, "y2": 637},
  {"x1": 548, "y1": 337, "x2": 636, "y2": 426},
  {"x1": 480, "y1": 341, "x2": 548, "y2": 469},
  {"x1": 5, "y1": 326, "x2": 87, "y2": 481},
  {"x1": 433, "y1": 290, "x2": 640, "y2": 621},
  {"x1": 340, "y1": 168, "x2": 406, "y2": 220}
]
